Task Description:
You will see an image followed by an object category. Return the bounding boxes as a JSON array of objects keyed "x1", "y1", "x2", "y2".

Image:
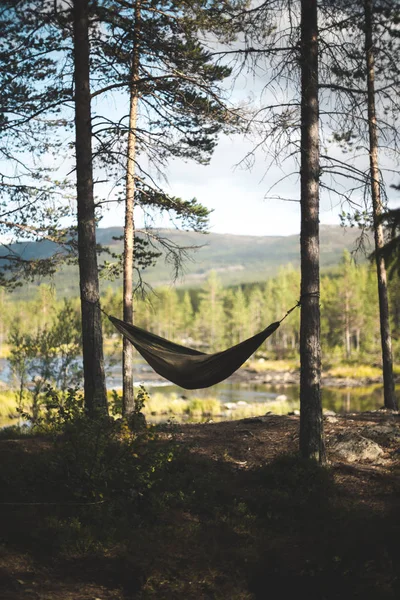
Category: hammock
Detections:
[{"x1": 109, "y1": 315, "x2": 281, "y2": 389}]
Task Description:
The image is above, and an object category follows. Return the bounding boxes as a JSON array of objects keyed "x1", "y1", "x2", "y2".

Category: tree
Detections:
[
  {"x1": 0, "y1": 1, "x2": 109, "y2": 414},
  {"x1": 213, "y1": 0, "x2": 326, "y2": 460},
  {"x1": 319, "y1": 0, "x2": 398, "y2": 409},
  {"x1": 8, "y1": 300, "x2": 82, "y2": 421},
  {"x1": 379, "y1": 202, "x2": 400, "y2": 274},
  {"x1": 122, "y1": 0, "x2": 141, "y2": 415},
  {"x1": 299, "y1": 0, "x2": 326, "y2": 462},
  {"x1": 88, "y1": 0, "x2": 244, "y2": 413},
  {"x1": 195, "y1": 271, "x2": 226, "y2": 351},
  {"x1": 0, "y1": 2, "x2": 75, "y2": 287},
  {"x1": 73, "y1": 0, "x2": 108, "y2": 415},
  {"x1": 364, "y1": 0, "x2": 397, "y2": 410}
]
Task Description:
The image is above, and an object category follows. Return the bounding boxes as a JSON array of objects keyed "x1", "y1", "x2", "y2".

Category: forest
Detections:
[
  {"x1": 2, "y1": 253, "x2": 400, "y2": 364},
  {"x1": 0, "y1": 0, "x2": 399, "y2": 598}
]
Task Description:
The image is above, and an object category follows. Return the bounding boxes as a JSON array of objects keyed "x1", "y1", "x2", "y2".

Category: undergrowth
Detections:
[{"x1": 0, "y1": 393, "x2": 399, "y2": 598}]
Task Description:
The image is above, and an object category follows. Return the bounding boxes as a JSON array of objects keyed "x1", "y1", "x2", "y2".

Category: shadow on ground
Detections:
[{"x1": 0, "y1": 419, "x2": 399, "y2": 599}]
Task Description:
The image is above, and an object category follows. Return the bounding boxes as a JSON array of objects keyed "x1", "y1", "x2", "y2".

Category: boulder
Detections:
[
  {"x1": 325, "y1": 416, "x2": 338, "y2": 424},
  {"x1": 287, "y1": 409, "x2": 300, "y2": 416},
  {"x1": 323, "y1": 409, "x2": 336, "y2": 417},
  {"x1": 360, "y1": 424, "x2": 400, "y2": 444},
  {"x1": 330, "y1": 432, "x2": 384, "y2": 463}
]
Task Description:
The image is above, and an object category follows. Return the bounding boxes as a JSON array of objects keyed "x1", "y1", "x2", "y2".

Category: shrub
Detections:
[{"x1": 185, "y1": 397, "x2": 221, "y2": 417}]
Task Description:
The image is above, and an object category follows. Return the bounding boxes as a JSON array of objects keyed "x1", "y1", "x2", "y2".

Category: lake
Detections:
[
  {"x1": 105, "y1": 360, "x2": 398, "y2": 414},
  {"x1": 1, "y1": 358, "x2": 398, "y2": 427}
]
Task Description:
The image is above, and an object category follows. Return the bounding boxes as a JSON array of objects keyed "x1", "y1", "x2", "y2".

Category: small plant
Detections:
[
  {"x1": 109, "y1": 389, "x2": 123, "y2": 416},
  {"x1": 110, "y1": 385, "x2": 149, "y2": 430},
  {"x1": 8, "y1": 301, "x2": 83, "y2": 424},
  {"x1": 128, "y1": 385, "x2": 149, "y2": 431},
  {"x1": 17, "y1": 386, "x2": 85, "y2": 434}
]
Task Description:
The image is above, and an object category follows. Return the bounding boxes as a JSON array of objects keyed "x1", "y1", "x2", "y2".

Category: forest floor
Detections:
[{"x1": 0, "y1": 411, "x2": 399, "y2": 600}]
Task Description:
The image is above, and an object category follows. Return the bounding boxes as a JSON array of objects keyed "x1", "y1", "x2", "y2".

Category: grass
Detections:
[
  {"x1": 245, "y1": 357, "x2": 299, "y2": 373},
  {"x1": 140, "y1": 392, "x2": 298, "y2": 421},
  {"x1": 145, "y1": 392, "x2": 188, "y2": 417},
  {"x1": 245, "y1": 357, "x2": 400, "y2": 380},
  {"x1": 324, "y1": 364, "x2": 384, "y2": 379},
  {"x1": 185, "y1": 396, "x2": 221, "y2": 417}
]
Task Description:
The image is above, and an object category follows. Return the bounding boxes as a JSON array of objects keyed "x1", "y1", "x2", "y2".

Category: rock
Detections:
[
  {"x1": 361, "y1": 424, "x2": 400, "y2": 443},
  {"x1": 323, "y1": 409, "x2": 336, "y2": 416},
  {"x1": 236, "y1": 401, "x2": 248, "y2": 406},
  {"x1": 263, "y1": 375, "x2": 273, "y2": 383},
  {"x1": 283, "y1": 372, "x2": 296, "y2": 383},
  {"x1": 287, "y1": 409, "x2": 300, "y2": 416},
  {"x1": 224, "y1": 403, "x2": 237, "y2": 410},
  {"x1": 325, "y1": 416, "x2": 338, "y2": 423},
  {"x1": 275, "y1": 394, "x2": 287, "y2": 402},
  {"x1": 330, "y1": 432, "x2": 385, "y2": 463}
]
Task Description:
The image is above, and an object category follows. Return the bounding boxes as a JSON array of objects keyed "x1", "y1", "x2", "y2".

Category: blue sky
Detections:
[{"x1": 99, "y1": 128, "x2": 400, "y2": 237}]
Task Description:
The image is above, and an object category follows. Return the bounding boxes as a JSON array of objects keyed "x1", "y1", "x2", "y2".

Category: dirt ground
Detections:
[{"x1": 0, "y1": 411, "x2": 399, "y2": 600}]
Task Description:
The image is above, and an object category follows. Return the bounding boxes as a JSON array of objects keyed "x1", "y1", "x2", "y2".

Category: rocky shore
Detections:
[{"x1": 226, "y1": 366, "x2": 394, "y2": 389}]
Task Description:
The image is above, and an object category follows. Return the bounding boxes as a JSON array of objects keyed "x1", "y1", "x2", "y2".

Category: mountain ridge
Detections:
[{"x1": 1, "y1": 225, "x2": 370, "y2": 297}]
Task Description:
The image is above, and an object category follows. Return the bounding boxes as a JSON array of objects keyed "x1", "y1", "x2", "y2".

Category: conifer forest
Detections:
[{"x1": 0, "y1": 1, "x2": 399, "y2": 598}]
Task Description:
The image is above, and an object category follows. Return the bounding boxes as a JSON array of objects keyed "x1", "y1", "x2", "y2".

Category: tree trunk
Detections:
[
  {"x1": 355, "y1": 328, "x2": 360, "y2": 353},
  {"x1": 122, "y1": 0, "x2": 141, "y2": 416},
  {"x1": 344, "y1": 291, "x2": 351, "y2": 359},
  {"x1": 73, "y1": 0, "x2": 108, "y2": 415},
  {"x1": 299, "y1": 0, "x2": 326, "y2": 463},
  {"x1": 364, "y1": 0, "x2": 397, "y2": 410}
]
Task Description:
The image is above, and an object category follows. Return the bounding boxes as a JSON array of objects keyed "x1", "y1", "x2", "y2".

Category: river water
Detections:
[
  {"x1": 103, "y1": 361, "x2": 398, "y2": 417},
  {"x1": 1, "y1": 358, "x2": 398, "y2": 427}
]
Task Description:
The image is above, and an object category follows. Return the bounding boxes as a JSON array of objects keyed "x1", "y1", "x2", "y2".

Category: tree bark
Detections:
[
  {"x1": 122, "y1": 0, "x2": 141, "y2": 416},
  {"x1": 299, "y1": 0, "x2": 326, "y2": 463},
  {"x1": 344, "y1": 291, "x2": 351, "y2": 359},
  {"x1": 73, "y1": 0, "x2": 108, "y2": 415},
  {"x1": 364, "y1": 0, "x2": 397, "y2": 410}
]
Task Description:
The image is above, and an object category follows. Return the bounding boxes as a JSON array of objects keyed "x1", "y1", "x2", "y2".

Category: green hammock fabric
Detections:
[{"x1": 109, "y1": 315, "x2": 280, "y2": 389}]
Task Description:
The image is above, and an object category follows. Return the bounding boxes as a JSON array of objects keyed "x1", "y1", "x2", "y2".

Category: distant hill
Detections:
[{"x1": 1, "y1": 225, "x2": 371, "y2": 299}]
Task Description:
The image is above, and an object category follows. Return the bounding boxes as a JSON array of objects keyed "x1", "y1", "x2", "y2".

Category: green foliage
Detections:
[
  {"x1": 185, "y1": 396, "x2": 221, "y2": 417},
  {"x1": 50, "y1": 416, "x2": 152, "y2": 502},
  {"x1": 1, "y1": 400, "x2": 175, "y2": 506},
  {"x1": 100, "y1": 258, "x2": 394, "y2": 362},
  {"x1": 3, "y1": 251, "x2": 398, "y2": 380},
  {"x1": 7, "y1": 300, "x2": 82, "y2": 422},
  {"x1": 133, "y1": 385, "x2": 149, "y2": 414},
  {"x1": 28, "y1": 386, "x2": 85, "y2": 433},
  {"x1": 110, "y1": 385, "x2": 149, "y2": 431}
]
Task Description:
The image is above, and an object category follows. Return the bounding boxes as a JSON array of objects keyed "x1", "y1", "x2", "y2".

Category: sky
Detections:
[
  {"x1": 99, "y1": 127, "x2": 400, "y2": 238},
  {"x1": 4, "y1": 4, "x2": 400, "y2": 242},
  {"x1": 97, "y1": 71, "x2": 400, "y2": 239},
  {"x1": 93, "y1": 6, "x2": 400, "y2": 239}
]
